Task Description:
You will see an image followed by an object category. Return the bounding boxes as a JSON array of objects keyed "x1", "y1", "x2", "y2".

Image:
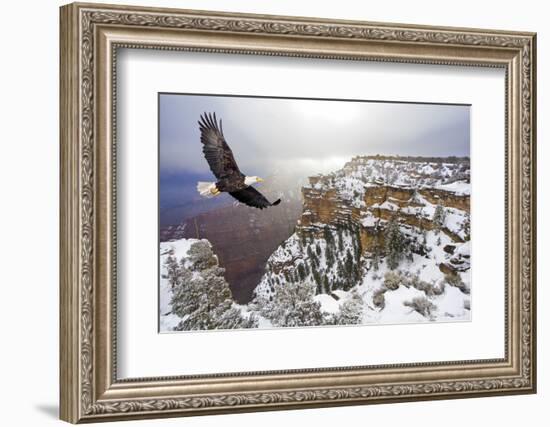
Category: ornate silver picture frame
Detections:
[{"x1": 60, "y1": 2, "x2": 536, "y2": 423}]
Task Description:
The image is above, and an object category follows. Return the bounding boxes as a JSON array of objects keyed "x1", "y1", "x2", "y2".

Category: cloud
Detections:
[{"x1": 160, "y1": 94, "x2": 470, "y2": 178}]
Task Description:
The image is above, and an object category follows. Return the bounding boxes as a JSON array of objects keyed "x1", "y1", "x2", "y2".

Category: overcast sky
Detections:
[{"x1": 160, "y1": 93, "x2": 470, "y2": 180}]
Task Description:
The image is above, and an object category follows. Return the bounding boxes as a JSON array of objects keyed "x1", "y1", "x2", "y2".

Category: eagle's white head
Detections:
[{"x1": 244, "y1": 176, "x2": 264, "y2": 186}]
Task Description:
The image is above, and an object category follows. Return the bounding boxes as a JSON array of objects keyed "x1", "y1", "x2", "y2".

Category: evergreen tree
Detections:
[
  {"x1": 297, "y1": 263, "x2": 306, "y2": 282},
  {"x1": 312, "y1": 269, "x2": 321, "y2": 289},
  {"x1": 316, "y1": 280, "x2": 323, "y2": 295},
  {"x1": 333, "y1": 289, "x2": 363, "y2": 325},
  {"x1": 164, "y1": 255, "x2": 181, "y2": 289},
  {"x1": 187, "y1": 241, "x2": 217, "y2": 271},
  {"x1": 337, "y1": 261, "x2": 345, "y2": 278},
  {"x1": 283, "y1": 270, "x2": 291, "y2": 283},
  {"x1": 326, "y1": 245, "x2": 335, "y2": 267},
  {"x1": 337, "y1": 227, "x2": 344, "y2": 252},
  {"x1": 344, "y1": 249, "x2": 354, "y2": 277},
  {"x1": 352, "y1": 227, "x2": 362, "y2": 260},
  {"x1": 384, "y1": 217, "x2": 406, "y2": 270},
  {"x1": 323, "y1": 275, "x2": 331, "y2": 293},
  {"x1": 433, "y1": 203, "x2": 447, "y2": 231},
  {"x1": 258, "y1": 282, "x2": 324, "y2": 327},
  {"x1": 307, "y1": 245, "x2": 318, "y2": 267},
  {"x1": 371, "y1": 247, "x2": 380, "y2": 272},
  {"x1": 461, "y1": 215, "x2": 471, "y2": 241},
  {"x1": 217, "y1": 308, "x2": 258, "y2": 330},
  {"x1": 169, "y1": 267, "x2": 196, "y2": 314},
  {"x1": 324, "y1": 227, "x2": 335, "y2": 246},
  {"x1": 170, "y1": 241, "x2": 256, "y2": 331}
]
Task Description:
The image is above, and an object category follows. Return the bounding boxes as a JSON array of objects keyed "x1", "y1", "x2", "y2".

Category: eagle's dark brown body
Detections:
[{"x1": 198, "y1": 113, "x2": 281, "y2": 210}]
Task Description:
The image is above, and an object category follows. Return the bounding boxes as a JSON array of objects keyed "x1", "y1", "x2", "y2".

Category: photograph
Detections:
[{"x1": 158, "y1": 94, "x2": 472, "y2": 332}]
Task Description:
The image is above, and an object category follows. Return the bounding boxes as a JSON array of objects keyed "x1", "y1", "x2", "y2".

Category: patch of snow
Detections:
[
  {"x1": 435, "y1": 285, "x2": 470, "y2": 319},
  {"x1": 436, "y1": 180, "x2": 471, "y2": 195},
  {"x1": 314, "y1": 294, "x2": 341, "y2": 314}
]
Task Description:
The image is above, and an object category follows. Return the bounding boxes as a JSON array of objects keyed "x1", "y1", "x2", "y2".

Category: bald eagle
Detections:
[{"x1": 196, "y1": 113, "x2": 281, "y2": 209}]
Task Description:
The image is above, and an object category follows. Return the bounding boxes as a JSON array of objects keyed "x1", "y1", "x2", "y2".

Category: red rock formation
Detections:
[{"x1": 297, "y1": 176, "x2": 469, "y2": 255}]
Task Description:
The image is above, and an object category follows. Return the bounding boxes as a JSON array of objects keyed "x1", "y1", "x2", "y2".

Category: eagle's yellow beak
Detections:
[{"x1": 257, "y1": 177, "x2": 264, "y2": 182}]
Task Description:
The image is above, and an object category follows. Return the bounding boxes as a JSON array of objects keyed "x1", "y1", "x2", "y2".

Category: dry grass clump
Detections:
[{"x1": 403, "y1": 296, "x2": 436, "y2": 318}]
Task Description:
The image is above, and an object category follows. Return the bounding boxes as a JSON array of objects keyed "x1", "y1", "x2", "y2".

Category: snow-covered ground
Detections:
[
  {"x1": 160, "y1": 232, "x2": 470, "y2": 331},
  {"x1": 255, "y1": 228, "x2": 470, "y2": 326},
  {"x1": 358, "y1": 230, "x2": 471, "y2": 324}
]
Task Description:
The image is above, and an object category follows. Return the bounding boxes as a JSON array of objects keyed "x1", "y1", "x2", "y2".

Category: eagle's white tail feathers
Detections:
[{"x1": 197, "y1": 181, "x2": 217, "y2": 198}]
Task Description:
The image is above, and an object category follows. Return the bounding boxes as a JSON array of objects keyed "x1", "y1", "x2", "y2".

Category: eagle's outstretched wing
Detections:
[
  {"x1": 198, "y1": 113, "x2": 244, "y2": 181},
  {"x1": 229, "y1": 187, "x2": 281, "y2": 210}
]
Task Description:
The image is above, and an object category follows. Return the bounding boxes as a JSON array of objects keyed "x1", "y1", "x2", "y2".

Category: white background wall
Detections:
[{"x1": 0, "y1": 0, "x2": 545, "y2": 426}]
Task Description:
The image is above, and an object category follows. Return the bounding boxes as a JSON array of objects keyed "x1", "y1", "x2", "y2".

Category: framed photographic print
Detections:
[
  {"x1": 60, "y1": 2, "x2": 537, "y2": 423},
  {"x1": 158, "y1": 95, "x2": 472, "y2": 332}
]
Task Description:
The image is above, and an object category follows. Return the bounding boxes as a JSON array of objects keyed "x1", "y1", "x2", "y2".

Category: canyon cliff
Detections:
[{"x1": 255, "y1": 155, "x2": 471, "y2": 324}]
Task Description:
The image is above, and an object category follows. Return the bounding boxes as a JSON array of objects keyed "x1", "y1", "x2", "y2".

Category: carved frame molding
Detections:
[{"x1": 60, "y1": 2, "x2": 536, "y2": 423}]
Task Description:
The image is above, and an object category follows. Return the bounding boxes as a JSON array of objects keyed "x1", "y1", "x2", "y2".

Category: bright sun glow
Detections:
[
  {"x1": 290, "y1": 99, "x2": 363, "y2": 124},
  {"x1": 274, "y1": 156, "x2": 350, "y2": 177}
]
